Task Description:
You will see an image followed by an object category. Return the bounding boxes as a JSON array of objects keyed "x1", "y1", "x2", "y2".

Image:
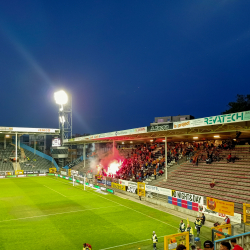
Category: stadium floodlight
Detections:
[
  {"x1": 59, "y1": 116, "x2": 65, "y2": 124},
  {"x1": 54, "y1": 90, "x2": 68, "y2": 105}
]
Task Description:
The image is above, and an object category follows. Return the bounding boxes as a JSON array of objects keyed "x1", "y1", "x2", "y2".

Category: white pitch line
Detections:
[
  {"x1": 99, "y1": 236, "x2": 165, "y2": 250},
  {"x1": 44, "y1": 185, "x2": 67, "y2": 197},
  {"x1": 0, "y1": 205, "x2": 120, "y2": 223},
  {"x1": 46, "y1": 177, "x2": 210, "y2": 242}
]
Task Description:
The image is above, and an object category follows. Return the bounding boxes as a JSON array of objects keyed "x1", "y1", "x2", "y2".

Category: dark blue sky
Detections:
[{"x1": 0, "y1": 1, "x2": 250, "y2": 134}]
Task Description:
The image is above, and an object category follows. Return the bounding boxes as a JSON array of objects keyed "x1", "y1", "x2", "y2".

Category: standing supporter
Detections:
[
  {"x1": 224, "y1": 216, "x2": 230, "y2": 224},
  {"x1": 231, "y1": 238, "x2": 243, "y2": 250},
  {"x1": 152, "y1": 231, "x2": 158, "y2": 250},
  {"x1": 194, "y1": 217, "x2": 202, "y2": 236},
  {"x1": 154, "y1": 168, "x2": 157, "y2": 180},
  {"x1": 201, "y1": 213, "x2": 206, "y2": 225},
  {"x1": 139, "y1": 190, "x2": 142, "y2": 201},
  {"x1": 179, "y1": 220, "x2": 186, "y2": 232}
]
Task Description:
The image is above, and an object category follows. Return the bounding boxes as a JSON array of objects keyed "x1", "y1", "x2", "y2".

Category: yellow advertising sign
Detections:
[
  {"x1": 15, "y1": 170, "x2": 24, "y2": 175},
  {"x1": 207, "y1": 197, "x2": 234, "y2": 216},
  {"x1": 137, "y1": 182, "x2": 146, "y2": 197},
  {"x1": 111, "y1": 182, "x2": 126, "y2": 191},
  {"x1": 243, "y1": 203, "x2": 250, "y2": 225},
  {"x1": 68, "y1": 169, "x2": 71, "y2": 176},
  {"x1": 49, "y1": 168, "x2": 57, "y2": 173}
]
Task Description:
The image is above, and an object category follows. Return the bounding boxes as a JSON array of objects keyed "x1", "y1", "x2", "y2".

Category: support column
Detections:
[
  {"x1": 18, "y1": 135, "x2": 20, "y2": 149},
  {"x1": 84, "y1": 144, "x2": 86, "y2": 169},
  {"x1": 34, "y1": 135, "x2": 36, "y2": 155},
  {"x1": 15, "y1": 133, "x2": 17, "y2": 170},
  {"x1": 165, "y1": 136, "x2": 168, "y2": 180}
]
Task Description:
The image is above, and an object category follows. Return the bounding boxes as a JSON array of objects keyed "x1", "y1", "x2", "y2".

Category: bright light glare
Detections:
[
  {"x1": 214, "y1": 135, "x2": 220, "y2": 138},
  {"x1": 107, "y1": 160, "x2": 122, "y2": 175},
  {"x1": 193, "y1": 137, "x2": 198, "y2": 139},
  {"x1": 54, "y1": 90, "x2": 68, "y2": 105}
]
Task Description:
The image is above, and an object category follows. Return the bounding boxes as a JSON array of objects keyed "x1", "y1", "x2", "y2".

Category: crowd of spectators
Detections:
[{"x1": 98, "y1": 139, "x2": 239, "y2": 181}]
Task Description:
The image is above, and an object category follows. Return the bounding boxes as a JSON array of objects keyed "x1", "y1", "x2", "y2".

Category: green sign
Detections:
[
  {"x1": 204, "y1": 112, "x2": 245, "y2": 125},
  {"x1": 47, "y1": 173, "x2": 55, "y2": 176},
  {"x1": 94, "y1": 185, "x2": 100, "y2": 189},
  {"x1": 76, "y1": 180, "x2": 80, "y2": 183},
  {"x1": 69, "y1": 178, "x2": 72, "y2": 181},
  {"x1": 63, "y1": 176, "x2": 66, "y2": 179},
  {"x1": 85, "y1": 182, "x2": 89, "y2": 186},
  {"x1": 6, "y1": 175, "x2": 16, "y2": 178},
  {"x1": 106, "y1": 188, "x2": 114, "y2": 194},
  {"x1": 27, "y1": 174, "x2": 37, "y2": 177}
]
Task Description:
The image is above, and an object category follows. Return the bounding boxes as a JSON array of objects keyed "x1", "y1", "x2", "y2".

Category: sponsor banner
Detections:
[
  {"x1": 128, "y1": 181, "x2": 137, "y2": 187},
  {"x1": 106, "y1": 188, "x2": 114, "y2": 194},
  {"x1": 106, "y1": 181, "x2": 112, "y2": 186},
  {"x1": 15, "y1": 170, "x2": 24, "y2": 175},
  {"x1": 47, "y1": 173, "x2": 55, "y2": 176},
  {"x1": 61, "y1": 171, "x2": 67, "y2": 176},
  {"x1": 200, "y1": 205, "x2": 241, "y2": 223},
  {"x1": 6, "y1": 175, "x2": 16, "y2": 178},
  {"x1": 65, "y1": 177, "x2": 69, "y2": 180},
  {"x1": 24, "y1": 171, "x2": 40, "y2": 174},
  {"x1": 18, "y1": 175, "x2": 26, "y2": 177},
  {"x1": 0, "y1": 127, "x2": 58, "y2": 133},
  {"x1": 39, "y1": 174, "x2": 46, "y2": 176},
  {"x1": 6, "y1": 172, "x2": 12, "y2": 176},
  {"x1": 119, "y1": 179, "x2": 129, "y2": 186},
  {"x1": 127, "y1": 185, "x2": 137, "y2": 194},
  {"x1": 172, "y1": 190, "x2": 204, "y2": 205},
  {"x1": 146, "y1": 185, "x2": 172, "y2": 196},
  {"x1": 0, "y1": 176, "x2": 5, "y2": 178},
  {"x1": 168, "y1": 196, "x2": 199, "y2": 212},
  {"x1": 111, "y1": 182, "x2": 126, "y2": 191},
  {"x1": 100, "y1": 187, "x2": 106, "y2": 191},
  {"x1": 147, "y1": 124, "x2": 173, "y2": 132},
  {"x1": 207, "y1": 197, "x2": 234, "y2": 216},
  {"x1": 80, "y1": 181, "x2": 83, "y2": 184},
  {"x1": 0, "y1": 172, "x2": 5, "y2": 176},
  {"x1": 173, "y1": 111, "x2": 250, "y2": 130},
  {"x1": 27, "y1": 174, "x2": 37, "y2": 177}
]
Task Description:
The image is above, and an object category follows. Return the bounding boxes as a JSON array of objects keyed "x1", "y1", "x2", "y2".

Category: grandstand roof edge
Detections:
[
  {"x1": 64, "y1": 110, "x2": 250, "y2": 144},
  {"x1": 0, "y1": 126, "x2": 60, "y2": 134}
]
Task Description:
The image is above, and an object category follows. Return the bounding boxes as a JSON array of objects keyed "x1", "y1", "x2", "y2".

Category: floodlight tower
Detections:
[{"x1": 54, "y1": 90, "x2": 72, "y2": 144}]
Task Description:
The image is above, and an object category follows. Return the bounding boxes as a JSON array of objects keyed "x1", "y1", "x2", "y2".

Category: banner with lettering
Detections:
[
  {"x1": 200, "y1": 205, "x2": 240, "y2": 223},
  {"x1": 111, "y1": 182, "x2": 126, "y2": 191},
  {"x1": 173, "y1": 111, "x2": 250, "y2": 129},
  {"x1": 172, "y1": 190, "x2": 204, "y2": 205},
  {"x1": 207, "y1": 197, "x2": 234, "y2": 216}
]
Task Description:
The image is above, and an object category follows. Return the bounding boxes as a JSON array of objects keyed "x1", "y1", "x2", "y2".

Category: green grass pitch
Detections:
[{"x1": 0, "y1": 177, "x2": 211, "y2": 250}]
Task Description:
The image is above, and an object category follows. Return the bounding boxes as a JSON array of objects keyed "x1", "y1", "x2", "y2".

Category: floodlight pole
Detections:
[
  {"x1": 15, "y1": 133, "x2": 17, "y2": 171},
  {"x1": 165, "y1": 136, "x2": 168, "y2": 180}
]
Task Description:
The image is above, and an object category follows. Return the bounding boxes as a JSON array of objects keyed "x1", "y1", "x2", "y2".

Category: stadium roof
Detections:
[{"x1": 64, "y1": 110, "x2": 250, "y2": 144}]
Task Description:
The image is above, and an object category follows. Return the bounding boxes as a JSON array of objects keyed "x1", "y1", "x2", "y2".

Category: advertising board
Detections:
[
  {"x1": 147, "y1": 123, "x2": 173, "y2": 132},
  {"x1": 111, "y1": 182, "x2": 126, "y2": 191},
  {"x1": 172, "y1": 190, "x2": 204, "y2": 205},
  {"x1": 207, "y1": 197, "x2": 234, "y2": 216},
  {"x1": 173, "y1": 111, "x2": 250, "y2": 129}
]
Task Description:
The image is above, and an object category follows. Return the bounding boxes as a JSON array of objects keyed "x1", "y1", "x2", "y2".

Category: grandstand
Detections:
[
  {"x1": 158, "y1": 146, "x2": 250, "y2": 215},
  {"x1": 19, "y1": 148, "x2": 54, "y2": 173}
]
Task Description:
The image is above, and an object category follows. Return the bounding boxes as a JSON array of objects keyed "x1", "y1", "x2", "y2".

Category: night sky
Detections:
[{"x1": 0, "y1": 1, "x2": 250, "y2": 135}]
